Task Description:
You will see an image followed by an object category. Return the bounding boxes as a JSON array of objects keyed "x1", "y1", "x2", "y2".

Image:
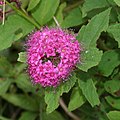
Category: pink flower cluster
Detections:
[
  {"x1": 0, "y1": 1, "x2": 4, "y2": 5},
  {"x1": 27, "y1": 27, "x2": 81, "y2": 87}
]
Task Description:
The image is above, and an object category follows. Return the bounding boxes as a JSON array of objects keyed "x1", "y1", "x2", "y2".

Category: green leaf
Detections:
[
  {"x1": 42, "y1": 111, "x2": 64, "y2": 120},
  {"x1": 17, "y1": 52, "x2": 27, "y2": 63},
  {"x1": 77, "y1": 8, "x2": 111, "y2": 71},
  {"x1": 113, "y1": 0, "x2": 120, "y2": 6},
  {"x1": 0, "y1": 15, "x2": 34, "y2": 51},
  {"x1": 105, "y1": 96, "x2": 120, "y2": 110},
  {"x1": 32, "y1": 0, "x2": 60, "y2": 25},
  {"x1": 98, "y1": 49, "x2": 120, "y2": 76},
  {"x1": 0, "y1": 79, "x2": 12, "y2": 95},
  {"x1": 78, "y1": 71, "x2": 100, "y2": 107},
  {"x1": 0, "y1": 57, "x2": 12, "y2": 76},
  {"x1": 19, "y1": 111, "x2": 37, "y2": 120},
  {"x1": 45, "y1": 73, "x2": 76, "y2": 113},
  {"x1": 81, "y1": 0, "x2": 110, "y2": 17},
  {"x1": 104, "y1": 79, "x2": 120, "y2": 97},
  {"x1": 107, "y1": 24, "x2": 120, "y2": 47},
  {"x1": 1, "y1": 94, "x2": 39, "y2": 111},
  {"x1": 107, "y1": 111, "x2": 120, "y2": 120},
  {"x1": 15, "y1": 74, "x2": 36, "y2": 93},
  {"x1": 68, "y1": 87, "x2": 86, "y2": 111},
  {"x1": 61, "y1": 7, "x2": 84, "y2": 28},
  {"x1": 27, "y1": 0, "x2": 40, "y2": 11},
  {"x1": 0, "y1": 116, "x2": 11, "y2": 120}
]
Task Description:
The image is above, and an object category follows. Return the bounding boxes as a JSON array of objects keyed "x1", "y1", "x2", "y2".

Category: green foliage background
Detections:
[{"x1": 0, "y1": 0, "x2": 120, "y2": 120}]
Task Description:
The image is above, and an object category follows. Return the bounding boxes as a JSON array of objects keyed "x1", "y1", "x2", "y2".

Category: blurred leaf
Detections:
[
  {"x1": 0, "y1": 116, "x2": 11, "y2": 120},
  {"x1": 17, "y1": 52, "x2": 27, "y2": 63},
  {"x1": 61, "y1": 7, "x2": 84, "y2": 28},
  {"x1": 104, "y1": 79, "x2": 120, "y2": 97},
  {"x1": 45, "y1": 73, "x2": 76, "y2": 113},
  {"x1": 15, "y1": 74, "x2": 36, "y2": 93},
  {"x1": 98, "y1": 49, "x2": 120, "y2": 76},
  {"x1": 0, "y1": 57, "x2": 12, "y2": 76},
  {"x1": 27, "y1": 0, "x2": 40, "y2": 11},
  {"x1": 42, "y1": 111, "x2": 64, "y2": 120},
  {"x1": 78, "y1": 71, "x2": 100, "y2": 107},
  {"x1": 105, "y1": 96, "x2": 120, "y2": 110},
  {"x1": 107, "y1": 24, "x2": 120, "y2": 47},
  {"x1": 1, "y1": 94, "x2": 39, "y2": 111},
  {"x1": 77, "y1": 8, "x2": 111, "y2": 71},
  {"x1": 0, "y1": 15, "x2": 34, "y2": 51},
  {"x1": 0, "y1": 79, "x2": 12, "y2": 95},
  {"x1": 19, "y1": 111, "x2": 37, "y2": 120},
  {"x1": 113, "y1": 0, "x2": 120, "y2": 6},
  {"x1": 32, "y1": 0, "x2": 60, "y2": 25},
  {"x1": 68, "y1": 87, "x2": 86, "y2": 111},
  {"x1": 81, "y1": 0, "x2": 110, "y2": 17},
  {"x1": 107, "y1": 111, "x2": 120, "y2": 120}
]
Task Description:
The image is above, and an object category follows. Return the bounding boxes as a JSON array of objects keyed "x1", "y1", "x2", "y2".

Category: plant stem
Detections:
[
  {"x1": 2, "y1": 0, "x2": 5, "y2": 25},
  {"x1": 5, "y1": 0, "x2": 40, "y2": 29},
  {"x1": 59, "y1": 97, "x2": 81, "y2": 120}
]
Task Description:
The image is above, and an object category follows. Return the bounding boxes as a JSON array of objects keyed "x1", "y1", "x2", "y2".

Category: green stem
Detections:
[{"x1": 5, "y1": 1, "x2": 40, "y2": 29}]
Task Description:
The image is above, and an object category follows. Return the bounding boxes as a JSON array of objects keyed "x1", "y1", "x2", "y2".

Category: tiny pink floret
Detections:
[{"x1": 27, "y1": 27, "x2": 81, "y2": 87}]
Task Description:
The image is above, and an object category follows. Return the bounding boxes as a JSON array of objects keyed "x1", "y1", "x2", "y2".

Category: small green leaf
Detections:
[
  {"x1": 17, "y1": 52, "x2": 27, "y2": 63},
  {"x1": 77, "y1": 8, "x2": 111, "y2": 71},
  {"x1": 61, "y1": 7, "x2": 84, "y2": 28},
  {"x1": 68, "y1": 87, "x2": 86, "y2": 111},
  {"x1": 107, "y1": 24, "x2": 120, "y2": 47},
  {"x1": 45, "y1": 73, "x2": 76, "y2": 113},
  {"x1": 19, "y1": 111, "x2": 37, "y2": 120},
  {"x1": 0, "y1": 116, "x2": 11, "y2": 120},
  {"x1": 98, "y1": 49, "x2": 120, "y2": 76},
  {"x1": 32, "y1": 0, "x2": 60, "y2": 25},
  {"x1": 27, "y1": 0, "x2": 40, "y2": 11},
  {"x1": 78, "y1": 71, "x2": 100, "y2": 107},
  {"x1": 113, "y1": 0, "x2": 120, "y2": 6},
  {"x1": 1, "y1": 94, "x2": 39, "y2": 111},
  {"x1": 105, "y1": 96, "x2": 120, "y2": 110},
  {"x1": 107, "y1": 111, "x2": 120, "y2": 120}
]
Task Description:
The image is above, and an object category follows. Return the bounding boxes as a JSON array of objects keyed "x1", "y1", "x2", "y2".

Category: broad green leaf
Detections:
[
  {"x1": 17, "y1": 52, "x2": 27, "y2": 63},
  {"x1": 27, "y1": 0, "x2": 40, "y2": 11},
  {"x1": 107, "y1": 24, "x2": 120, "y2": 47},
  {"x1": 19, "y1": 111, "x2": 37, "y2": 120},
  {"x1": 61, "y1": 7, "x2": 84, "y2": 28},
  {"x1": 98, "y1": 49, "x2": 120, "y2": 76},
  {"x1": 45, "y1": 73, "x2": 76, "y2": 113},
  {"x1": 81, "y1": 0, "x2": 112, "y2": 17},
  {"x1": 77, "y1": 8, "x2": 111, "y2": 71},
  {"x1": 42, "y1": 111, "x2": 64, "y2": 120},
  {"x1": 107, "y1": 111, "x2": 120, "y2": 120},
  {"x1": 68, "y1": 87, "x2": 86, "y2": 111},
  {"x1": 105, "y1": 96, "x2": 120, "y2": 110},
  {"x1": 1, "y1": 94, "x2": 39, "y2": 111},
  {"x1": 0, "y1": 79, "x2": 12, "y2": 95},
  {"x1": 0, "y1": 15, "x2": 34, "y2": 51},
  {"x1": 113, "y1": 0, "x2": 120, "y2": 6},
  {"x1": 32, "y1": 0, "x2": 60, "y2": 25},
  {"x1": 78, "y1": 71, "x2": 100, "y2": 107}
]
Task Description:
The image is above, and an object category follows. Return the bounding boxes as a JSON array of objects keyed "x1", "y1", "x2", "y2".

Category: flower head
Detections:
[{"x1": 27, "y1": 27, "x2": 81, "y2": 87}]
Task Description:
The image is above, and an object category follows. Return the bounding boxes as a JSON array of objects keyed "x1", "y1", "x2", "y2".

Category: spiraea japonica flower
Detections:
[{"x1": 27, "y1": 27, "x2": 81, "y2": 87}]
